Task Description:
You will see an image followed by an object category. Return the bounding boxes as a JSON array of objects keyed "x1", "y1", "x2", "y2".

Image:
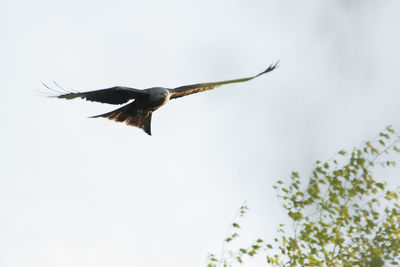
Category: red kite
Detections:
[{"x1": 45, "y1": 63, "x2": 278, "y2": 135}]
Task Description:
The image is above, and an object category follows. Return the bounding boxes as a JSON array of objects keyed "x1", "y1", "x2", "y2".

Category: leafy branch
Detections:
[{"x1": 208, "y1": 126, "x2": 400, "y2": 267}]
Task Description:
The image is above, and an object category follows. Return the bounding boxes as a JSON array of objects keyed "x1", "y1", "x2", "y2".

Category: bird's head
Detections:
[{"x1": 150, "y1": 87, "x2": 170, "y2": 98}]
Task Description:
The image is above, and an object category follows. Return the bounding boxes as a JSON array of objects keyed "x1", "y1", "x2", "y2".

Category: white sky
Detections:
[{"x1": 1, "y1": 1, "x2": 400, "y2": 266}]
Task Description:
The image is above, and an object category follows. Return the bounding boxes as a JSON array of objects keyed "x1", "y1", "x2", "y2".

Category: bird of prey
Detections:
[{"x1": 44, "y1": 63, "x2": 278, "y2": 135}]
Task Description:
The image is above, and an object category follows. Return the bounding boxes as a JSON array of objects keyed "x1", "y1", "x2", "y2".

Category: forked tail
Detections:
[{"x1": 91, "y1": 102, "x2": 153, "y2": 135}]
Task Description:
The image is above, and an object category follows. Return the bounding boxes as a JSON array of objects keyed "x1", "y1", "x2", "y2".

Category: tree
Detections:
[{"x1": 207, "y1": 126, "x2": 400, "y2": 267}]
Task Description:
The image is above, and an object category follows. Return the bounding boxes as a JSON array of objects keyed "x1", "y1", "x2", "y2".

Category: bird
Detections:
[{"x1": 44, "y1": 62, "x2": 278, "y2": 135}]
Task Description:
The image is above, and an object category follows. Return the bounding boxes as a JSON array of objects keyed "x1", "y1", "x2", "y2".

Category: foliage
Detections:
[
  {"x1": 207, "y1": 126, "x2": 400, "y2": 267},
  {"x1": 207, "y1": 202, "x2": 264, "y2": 267}
]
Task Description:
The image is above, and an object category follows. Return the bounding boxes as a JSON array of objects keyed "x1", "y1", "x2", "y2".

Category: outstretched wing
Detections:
[
  {"x1": 43, "y1": 84, "x2": 149, "y2": 105},
  {"x1": 169, "y1": 62, "x2": 278, "y2": 99}
]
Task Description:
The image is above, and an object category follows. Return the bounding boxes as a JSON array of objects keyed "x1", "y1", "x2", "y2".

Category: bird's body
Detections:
[{"x1": 45, "y1": 63, "x2": 278, "y2": 135}]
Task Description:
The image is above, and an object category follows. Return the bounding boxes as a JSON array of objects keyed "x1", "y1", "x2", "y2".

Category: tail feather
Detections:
[{"x1": 91, "y1": 102, "x2": 153, "y2": 135}]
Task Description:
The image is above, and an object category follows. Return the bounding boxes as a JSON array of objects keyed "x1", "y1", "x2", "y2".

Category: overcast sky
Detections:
[{"x1": 1, "y1": 1, "x2": 400, "y2": 267}]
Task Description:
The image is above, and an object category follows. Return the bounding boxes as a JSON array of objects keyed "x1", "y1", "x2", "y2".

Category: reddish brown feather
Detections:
[{"x1": 91, "y1": 102, "x2": 153, "y2": 135}]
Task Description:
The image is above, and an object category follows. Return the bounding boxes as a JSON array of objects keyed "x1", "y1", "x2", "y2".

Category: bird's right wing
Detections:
[{"x1": 43, "y1": 84, "x2": 149, "y2": 105}]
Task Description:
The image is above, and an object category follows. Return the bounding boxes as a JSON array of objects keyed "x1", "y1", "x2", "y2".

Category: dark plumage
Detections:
[{"x1": 45, "y1": 63, "x2": 278, "y2": 135}]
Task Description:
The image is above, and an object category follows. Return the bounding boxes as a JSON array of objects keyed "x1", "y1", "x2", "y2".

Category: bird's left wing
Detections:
[
  {"x1": 169, "y1": 62, "x2": 278, "y2": 100},
  {"x1": 43, "y1": 84, "x2": 149, "y2": 105}
]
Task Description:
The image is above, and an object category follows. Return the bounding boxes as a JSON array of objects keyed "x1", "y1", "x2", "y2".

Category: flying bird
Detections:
[{"x1": 44, "y1": 63, "x2": 278, "y2": 135}]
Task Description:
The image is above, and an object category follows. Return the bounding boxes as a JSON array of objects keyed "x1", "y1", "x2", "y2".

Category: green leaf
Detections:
[
  {"x1": 386, "y1": 125, "x2": 394, "y2": 133},
  {"x1": 376, "y1": 183, "x2": 384, "y2": 190},
  {"x1": 288, "y1": 211, "x2": 303, "y2": 221},
  {"x1": 232, "y1": 223, "x2": 240, "y2": 228}
]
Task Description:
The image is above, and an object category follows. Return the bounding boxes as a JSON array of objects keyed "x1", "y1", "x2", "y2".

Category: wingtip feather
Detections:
[{"x1": 266, "y1": 61, "x2": 279, "y2": 72}]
